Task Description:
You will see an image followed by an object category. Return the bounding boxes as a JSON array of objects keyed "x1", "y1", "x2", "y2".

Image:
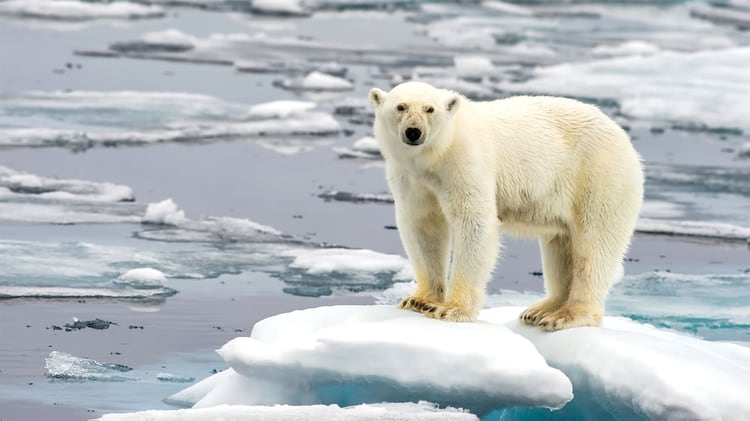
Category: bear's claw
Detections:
[
  {"x1": 399, "y1": 296, "x2": 475, "y2": 322},
  {"x1": 519, "y1": 298, "x2": 562, "y2": 325},
  {"x1": 537, "y1": 304, "x2": 602, "y2": 331}
]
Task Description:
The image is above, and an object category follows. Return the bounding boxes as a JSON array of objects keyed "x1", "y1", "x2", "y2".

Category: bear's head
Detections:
[{"x1": 368, "y1": 82, "x2": 461, "y2": 148}]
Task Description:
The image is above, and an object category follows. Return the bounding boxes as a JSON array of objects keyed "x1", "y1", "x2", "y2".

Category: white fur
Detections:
[{"x1": 369, "y1": 81, "x2": 643, "y2": 330}]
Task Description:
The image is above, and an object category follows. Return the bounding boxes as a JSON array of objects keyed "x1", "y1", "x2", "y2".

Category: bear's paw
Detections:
[
  {"x1": 537, "y1": 303, "x2": 602, "y2": 331},
  {"x1": 519, "y1": 298, "x2": 563, "y2": 325}
]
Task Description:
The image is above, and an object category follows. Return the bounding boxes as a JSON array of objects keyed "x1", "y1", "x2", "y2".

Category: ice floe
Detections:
[
  {"x1": 0, "y1": 91, "x2": 340, "y2": 151},
  {"x1": 251, "y1": 0, "x2": 311, "y2": 17},
  {"x1": 0, "y1": 0, "x2": 165, "y2": 21},
  {"x1": 159, "y1": 304, "x2": 750, "y2": 419},
  {"x1": 278, "y1": 71, "x2": 354, "y2": 92},
  {"x1": 170, "y1": 305, "x2": 573, "y2": 414},
  {"x1": 500, "y1": 47, "x2": 750, "y2": 135},
  {"x1": 98, "y1": 402, "x2": 478, "y2": 421},
  {"x1": 333, "y1": 135, "x2": 382, "y2": 159},
  {"x1": 45, "y1": 351, "x2": 134, "y2": 382}
]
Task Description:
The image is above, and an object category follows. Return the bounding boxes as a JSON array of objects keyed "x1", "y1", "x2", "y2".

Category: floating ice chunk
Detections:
[
  {"x1": 591, "y1": 40, "x2": 661, "y2": 57},
  {"x1": 98, "y1": 402, "x2": 478, "y2": 421},
  {"x1": 333, "y1": 136, "x2": 382, "y2": 159},
  {"x1": 739, "y1": 142, "x2": 750, "y2": 158},
  {"x1": 0, "y1": 0, "x2": 165, "y2": 21},
  {"x1": 454, "y1": 55, "x2": 495, "y2": 77},
  {"x1": 143, "y1": 199, "x2": 187, "y2": 226},
  {"x1": 0, "y1": 286, "x2": 176, "y2": 300},
  {"x1": 114, "y1": 268, "x2": 168, "y2": 289},
  {"x1": 691, "y1": 2, "x2": 750, "y2": 29},
  {"x1": 499, "y1": 47, "x2": 750, "y2": 134},
  {"x1": 45, "y1": 351, "x2": 134, "y2": 382},
  {"x1": 183, "y1": 305, "x2": 572, "y2": 414},
  {"x1": 141, "y1": 29, "x2": 197, "y2": 50},
  {"x1": 480, "y1": 308, "x2": 750, "y2": 420},
  {"x1": 156, "y1": 372, "x2": 196, "y2": 383},
  {"x1": 280, "y1": 72, "x2": 354, "y2": 92},
  {"x1": 482, "y1": 1, "x2": 533, "y2": 16},
  {"x1": 248, "y1": 100, "x2": 317, "y2": 119},
  {"x1": 283, "y1": 248, "x2": 408, "y2": 276},
  {"x1": 637, "y1": 218, "x2": 750, "y2": 241},
  {"x1": 318, "y1": 191, "x2": 393, "y2": 204},
  {"x1": 0, "y1": 91, "x2": 340, "y2": 151},
  {"x1": 251, "y1": 0, "x2": 311, "y2": 16},
  {"x1": 0, "y1": 166, "x2": 134, "y2": 203}
]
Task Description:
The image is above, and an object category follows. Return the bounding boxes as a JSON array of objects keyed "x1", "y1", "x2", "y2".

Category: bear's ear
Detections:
[
  {"x1": 446, "y1": 95, "x2": 461, "y2": 114},
  {"x1": 369, "y1": 88, "x2": 387, "y2": 108}
]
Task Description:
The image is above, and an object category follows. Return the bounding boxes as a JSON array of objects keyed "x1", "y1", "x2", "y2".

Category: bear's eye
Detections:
[
  {"x1": 396, "y1": 104, "x2": 405, "y2": 112},
  {"x1": 426, "y1": 106, "x2": 435, "y2": 114}
]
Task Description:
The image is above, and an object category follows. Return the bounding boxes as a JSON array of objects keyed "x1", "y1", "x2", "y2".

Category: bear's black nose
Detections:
[{"x1": 405, "y1": 127, "x2": 422, "y2": 142}]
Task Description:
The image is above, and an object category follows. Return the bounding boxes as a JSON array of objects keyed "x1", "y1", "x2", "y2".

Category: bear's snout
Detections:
[{"x1": 404, "y1": 127, "x2": 423, "y2": 145}]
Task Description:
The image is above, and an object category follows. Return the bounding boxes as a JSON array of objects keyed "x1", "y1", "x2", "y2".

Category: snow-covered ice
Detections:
[
  {"x1": 251, "y1": 0, "x2": 311, "y2": 17},
  {"x1": 45, "y1": 351, "x2": 134, "y2": 382},
  {"x1": 114, "y1": 268, "x2": 169, "y2": 289},
  {"x1": 97, "y1": 402, "x2": 478, "y2": 421},
  {"x1": 0, "y1": 91, "x2": 340, "y2": 151},
  {"x1": 0, "y1": 0, "x2": 165, "y2": 21},
  {"x1": 155, "y1": 304, "x2": 750, "y2": 419},
  {"x1": 499, "y1": 47, "x2": 750, "y2": 134},
  {"x1": 170, "y1": 305, "x2": 573, "y2": 414},
  {"x1": 279, "y1": 71, "x2": 354, "y2": 91},
  {"x1": 482, "y1": 307, "x2": 750, "y2": 420}
]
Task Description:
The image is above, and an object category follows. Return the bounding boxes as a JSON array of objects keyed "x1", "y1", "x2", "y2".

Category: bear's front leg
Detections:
[
  {"x1": 426, "y1": 201, "x2": 500, "y2": 323},
  {"x1": 393, "y1": 192, "x2": 451, "y2": 316}
]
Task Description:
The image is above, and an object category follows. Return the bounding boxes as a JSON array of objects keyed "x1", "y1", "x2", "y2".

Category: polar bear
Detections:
[{"x1": 369, "y1": 81, "x2": 643, "y2": 330}]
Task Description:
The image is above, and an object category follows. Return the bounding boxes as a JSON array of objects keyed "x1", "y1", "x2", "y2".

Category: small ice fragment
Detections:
[
  {"x1": 45, "y1": 351, "x2": 133, "y2": 382},
  {"x1": 157, "y1": 372, "x2": 196, "y2": 383},
  {"x1": 454, "y1": 56, "x2": 494, "y2": 77},
  {"x1": 114, "y1": 268, "x2": 168, "y2": 289},
  {"x1": 141, "y1": 29, "x2": 197, "y2": 50},
  {"x1": 251, "y1": 0, "x2": 311, "y2": 16},
  {"x1": 248, "y1": 100, "x2": 317, "y2": 119},
  {"x1": 142, "y1": 199, "x2": 187, "y2": 226}
]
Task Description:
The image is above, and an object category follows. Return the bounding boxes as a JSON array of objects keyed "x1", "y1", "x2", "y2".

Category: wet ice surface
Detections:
[{"x1": 1, "y1": 1, "x2": 749, "y2": 420}]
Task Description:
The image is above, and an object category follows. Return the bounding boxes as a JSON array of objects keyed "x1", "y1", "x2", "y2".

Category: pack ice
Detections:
[{"x1": 146, "y1": 304, "x2": 750, "y2": 420}]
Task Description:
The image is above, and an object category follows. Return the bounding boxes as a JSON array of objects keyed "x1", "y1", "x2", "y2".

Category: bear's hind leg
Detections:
[
  {"x1": 537, "y1": 226, "x2": 629, "y2": 331},
  {"x1": 520, "y1": 234, "x2": 572, "y2": 325}
]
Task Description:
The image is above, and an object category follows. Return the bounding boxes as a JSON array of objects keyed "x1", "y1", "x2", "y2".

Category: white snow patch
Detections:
[
  {"x1": 283, "y1": 71, "x2": 353, "y2": 91},
  {"x1": 637, "y1": 218, "x2": 750, "y2": 241},
  {"x1": 251, "y1": 0, "x2": 310, "y2": 16},
  {"x1": 175, "y1": 305, "x2": 572, "y2": 413},
  {"x1": 591, "y1": 40, "x2": 661, "y2": 57},
  {"x1": 499, "y1": 47, "x2": 750, "y2": 134},
  {"x1": 248, "y1": 100, "x2": 317, "y2": 119},
  {"x1": 454, "y1": 55, "x2": 495, "y2": 77},
  {"x1": 0, "y1": 0, "x2": 164, "y2": 20},
  {"x1": 143, "y1": 199, "x2": 187, "y2": 226},
  {"x1": 141, "y1": 29, "x2": 197, "y2": 49},
  {"x1": 481, "y1": 307, "x2": 750, "y2": 420},
  {"x1": 283, "y1": 248, "x2": 409, "y2": 275},
  {"x1": 97, "y1": 402, "x2": 477, "y2": 421},
  {"x1": 114, "y1": 268, "x2": 168, "y2": 289}
]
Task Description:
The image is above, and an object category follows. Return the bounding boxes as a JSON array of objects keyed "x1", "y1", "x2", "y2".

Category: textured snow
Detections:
[
  {"x1": 281, "y1": 72, "x2": 354, "y2": 91},
  {"x1": 114, "y1": 268, "x2": 168, "y2": 289},
  {"x1": 98, "y1": 402, "x2": 478, "y2": 421},
  {"x1": 500, "y1": 47, "x2": 750, "y2": 134},
  {"x1": 0, "y1": 0, "x2": 164, "y2": 21},
  {"x1": 45, "y1": 351, "x2": 133, "y2": 382},
  {"x1": 142, "y1": 199, "x2": 188, "y2": 226},
  {"x1": 0, "y1": 91, "x2": 340, "y2": 151},
  {"x1": 637, "y1": 218, "x2": 750, "y2": 241},
  {"x1": 172, "y1": 305, "x2": 572, "y2": 414},
  {"x1": 0, "y1": 166, "x2": 134, "y2": 203},
  {"x1": 251, "y1": 0, "x2": 310, "y2": 16},
  {"x1": 481, "y1": 307, "x2": 750, "y2": 420},
  {"x1": 284, "y1": 248, "x2": 409, "y2": 276}
]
